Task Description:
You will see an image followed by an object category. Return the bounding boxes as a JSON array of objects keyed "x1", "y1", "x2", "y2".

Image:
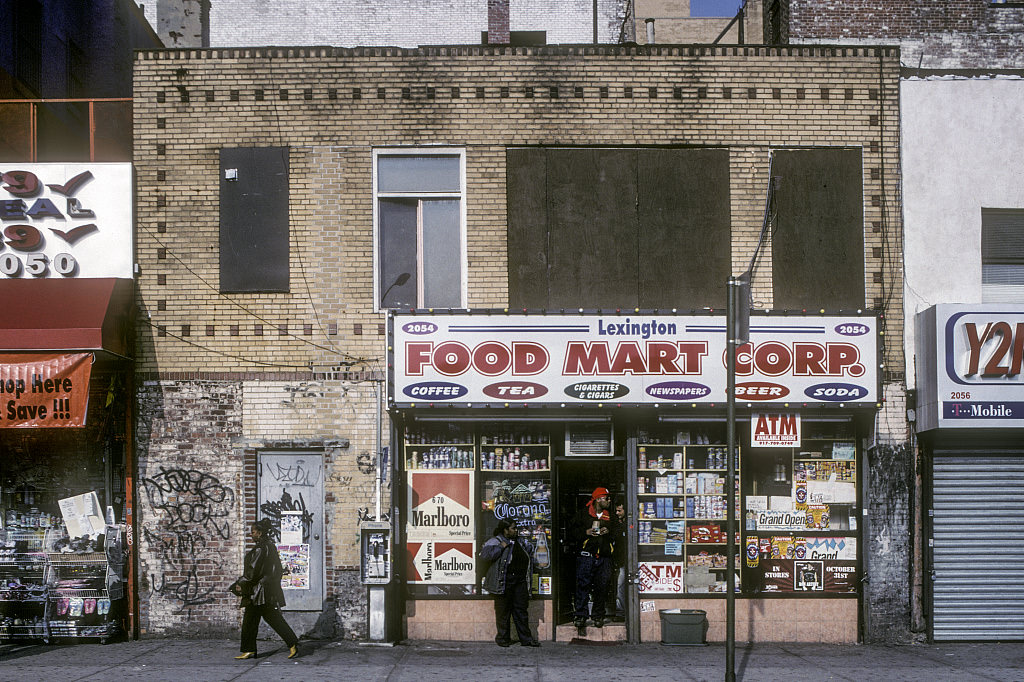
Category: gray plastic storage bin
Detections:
[{"x1": 659, "y1": 608, "x2": 708, "y2": 645}]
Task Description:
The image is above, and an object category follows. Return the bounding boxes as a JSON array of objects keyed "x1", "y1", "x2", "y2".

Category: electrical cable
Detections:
[{"x1": 140, "y1": 223, "x2": 370, "y2": 366}]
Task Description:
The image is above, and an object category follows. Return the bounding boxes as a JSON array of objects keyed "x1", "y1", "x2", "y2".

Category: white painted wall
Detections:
[
  {"x1": 206, "y1": 0, "x2": 626, "y2": 48},
  {"x1": 902, "y1": 76, "x2": 1024, "y2": 388}
]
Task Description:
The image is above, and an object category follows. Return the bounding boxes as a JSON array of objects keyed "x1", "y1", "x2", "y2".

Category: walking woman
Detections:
[{"x1": 233, "y1": 518, "x2": 299, "y2": 659}]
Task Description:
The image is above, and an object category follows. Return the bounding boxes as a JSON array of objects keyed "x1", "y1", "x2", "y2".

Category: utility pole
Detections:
[{"x1": 725, "y1": 273, "x2": 749, "y2": 682}]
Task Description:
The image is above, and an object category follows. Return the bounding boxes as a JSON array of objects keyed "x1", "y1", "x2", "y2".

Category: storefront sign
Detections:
[
  {"x1": 0, "y1": 353, "x2": 92, "y2": 427},
  {"x1": 0, "y1": 165, "x2": 133, "y2": 279},
  {"x1": 390, "y1": 312, "x2": 877, "y2": 406},
  {"x1": 754, "y1": 510, "x2": 807, "y2": 531},
  {"x1": 751, "y1": 412, "x2": 801, "y2": 447},
  {"x1": 917, "y1": 304, "x2": 1024, "y2": 429},
  {"x1": 407, "y1": 541, "x2": 475, "y2": 584},
  {"x1": 406, "y1": 471, "x2": 474, "y2": 541},
  {"x1": 637, "y1": 561, "x2": 687, "y2": 594}
]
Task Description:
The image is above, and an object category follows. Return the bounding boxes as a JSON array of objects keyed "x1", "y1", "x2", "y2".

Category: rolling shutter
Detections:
[{"x1": 931, "y1": 452, "x2": 1024, "y2": 641}]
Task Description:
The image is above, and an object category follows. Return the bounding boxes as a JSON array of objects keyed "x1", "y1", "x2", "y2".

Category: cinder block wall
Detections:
[{"x1": 133, "y1": 44, "x2": 908, "y2": 640}]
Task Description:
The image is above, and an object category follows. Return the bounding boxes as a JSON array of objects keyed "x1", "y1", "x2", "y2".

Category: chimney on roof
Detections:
[{"x1": 488, "y1": 0, "x2": 510, "y2": 45}]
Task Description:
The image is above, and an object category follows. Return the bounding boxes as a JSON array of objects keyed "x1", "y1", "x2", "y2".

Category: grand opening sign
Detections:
[{"x1": 389, "y1": 312, "x2": 878, "y2": 407}]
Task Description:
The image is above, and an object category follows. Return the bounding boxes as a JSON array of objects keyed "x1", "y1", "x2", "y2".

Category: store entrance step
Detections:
[{"x1": 555, "y1": 621, "x2": 626, "y2": 643}]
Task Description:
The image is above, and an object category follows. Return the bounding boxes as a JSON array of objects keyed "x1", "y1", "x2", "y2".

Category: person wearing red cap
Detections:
[{"x1": 570, "y1": 486, "x2": 619, "y2": 636}]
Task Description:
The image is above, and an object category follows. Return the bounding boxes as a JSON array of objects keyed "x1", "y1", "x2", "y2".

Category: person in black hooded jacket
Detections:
[{"x1": 233, "y1": 518, "x2": 299, "y2": 660}]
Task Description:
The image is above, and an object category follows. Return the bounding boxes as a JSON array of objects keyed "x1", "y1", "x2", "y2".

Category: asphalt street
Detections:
[{"x1": 1, "y1": 637, "x2": 1023, "y2": 681}]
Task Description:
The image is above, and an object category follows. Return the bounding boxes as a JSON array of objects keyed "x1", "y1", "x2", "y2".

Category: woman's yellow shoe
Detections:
[
  {"x1": 288, "y1": 645, "x2": 299, "y2": 659},
  {"x1": 235, "y1": 652, "x2": 256, "y2": 660}
]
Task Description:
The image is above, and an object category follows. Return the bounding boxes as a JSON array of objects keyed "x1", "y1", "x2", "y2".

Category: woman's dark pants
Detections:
[
  {"x1": 494, "y1": 579, "x2": 532, "y2": 645},
  {"x1": 240, "y1": 604, "x2": 298, "y2": 652}
]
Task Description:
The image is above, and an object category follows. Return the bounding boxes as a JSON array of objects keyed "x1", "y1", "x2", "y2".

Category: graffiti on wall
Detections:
[
  {"x1": 141, "y1": 467, "x2": 236, "y2": 611},
  {"x1": 267, "y1": 460, "x2": 322, "y2": 488},
  {"x1": 260, "y1": 490, "x2": 313, "y2": 543}
]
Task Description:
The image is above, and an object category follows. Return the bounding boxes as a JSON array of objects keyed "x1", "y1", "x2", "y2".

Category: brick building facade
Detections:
[
  {"x1": 783, "y1": 0, "x2": 1024, "y2": 68},
  {"x1": 133, "y1": 44, "x2": 907, "y2": 641}
]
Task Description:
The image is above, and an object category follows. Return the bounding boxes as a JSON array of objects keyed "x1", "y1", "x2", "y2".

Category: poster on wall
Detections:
[
  {"x1": 760, "y1": 559, "x2": 858, "y2": 593},
  {"x1": 406, "y1": 541, "x2": 475, "y2": 584},
  {"x1": 280, "y1": 511, "x2": 304, "y2": 545},
  {"x1": 390, "y1": 312, "x2": 878, "y2": 407},
  {"x1": 0, "y1": 353, "x2": 92, "y2": 427},
  {"x1": 406, "y1": 471, "x2": 474, "y2": 541},
  {"x1": 278, "y1": 544, "x2": 310, "y2": 589}
]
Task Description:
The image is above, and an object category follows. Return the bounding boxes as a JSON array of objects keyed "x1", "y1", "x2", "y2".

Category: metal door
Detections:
[
  {"x1": 931, "y1": 452, "x2": 1024, "y2": 640},
  {"x1": 258, "y1": 451, "x2": 324, "y2": 611}
]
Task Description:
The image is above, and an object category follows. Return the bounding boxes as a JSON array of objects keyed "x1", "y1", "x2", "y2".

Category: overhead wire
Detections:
[{"x1": 140, "y1": 223, "x2": 370, "y2": 367}]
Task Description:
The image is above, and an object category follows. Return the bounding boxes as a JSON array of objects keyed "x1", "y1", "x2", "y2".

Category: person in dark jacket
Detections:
[
  {"x1": 233, "y1": 518, "x2": 299, "y2": 660},
  {"x1": 480, "y1": 519, "x2": 541, "y2": 647},
  {"x1": 570, "y1": 487, "x2": 619, "y2": 636}
]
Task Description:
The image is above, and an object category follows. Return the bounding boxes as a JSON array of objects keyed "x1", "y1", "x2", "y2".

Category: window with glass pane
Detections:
[
  {"x1": 377, "y1": 153, "x2": 463, "y2": 309},
  {"x1": 982, "y1": 209, "x2": 1024, "y2": 303}
]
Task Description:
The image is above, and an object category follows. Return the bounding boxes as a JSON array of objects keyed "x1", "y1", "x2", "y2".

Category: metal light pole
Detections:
[
  {"x1": 726, "y1": 272, "x2": 750, "y2": 682},
  {"x1": 725, "y1": 277, "x2": 738, "y2": 682}
]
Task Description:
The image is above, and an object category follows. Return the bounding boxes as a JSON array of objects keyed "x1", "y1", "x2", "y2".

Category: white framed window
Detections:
[
  {"x1": 982, "y1": 208, "x2": 1024, "y2": 303},
  {"x1": 373, "y1": 149, "x2": 466, "y2": 310}
]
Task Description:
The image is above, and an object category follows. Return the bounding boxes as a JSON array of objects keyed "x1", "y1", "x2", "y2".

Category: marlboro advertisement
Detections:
[
  {"x1": 406, "y1": 471, "x2": 474, "y2": 541},
  {"x1": 407, "y1": 541, "x2": 475, "y2": 584},
  {"x1": 0, "y1": 353, "x2": 92, "y2": 427},
  {"x1": 390, "y1": 312, "x2": 877, "y2": 407}
]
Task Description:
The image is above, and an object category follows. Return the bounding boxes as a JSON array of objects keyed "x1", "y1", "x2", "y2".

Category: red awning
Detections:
[{"x1": 0, "y1": 278, "x2": 134, "y2": 357}]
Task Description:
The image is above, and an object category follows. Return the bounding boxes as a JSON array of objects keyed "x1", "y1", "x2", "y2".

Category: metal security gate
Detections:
[{"x1": 931, "y1": 452, "x2": 1024, "y2": 641}]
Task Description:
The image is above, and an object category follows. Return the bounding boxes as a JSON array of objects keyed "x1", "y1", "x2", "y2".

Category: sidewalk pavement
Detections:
[{"x1": 1, "y1": 637, "x2": 1022, "y2": 681}]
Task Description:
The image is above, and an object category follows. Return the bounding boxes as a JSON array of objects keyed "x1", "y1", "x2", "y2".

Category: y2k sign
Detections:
[{"x1": 918, "y1": 304, "x2": 1024, "y2": 428}]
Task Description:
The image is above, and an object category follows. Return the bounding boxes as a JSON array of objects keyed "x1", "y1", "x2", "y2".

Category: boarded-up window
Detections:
[
  {"x1": 219, "y1": 147, "x2": 289, "y2": 292},
  {"x1": 771, "y1": 149, "x2": 864, "y2": 310},
  {"x1": 507, "y1": 148, "x2": 731, "y2": 309}
]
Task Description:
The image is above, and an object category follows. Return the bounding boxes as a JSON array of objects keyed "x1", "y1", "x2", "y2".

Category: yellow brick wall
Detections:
[{"x1": 134, "y1": 44, "x2": 904, "y2": 378}]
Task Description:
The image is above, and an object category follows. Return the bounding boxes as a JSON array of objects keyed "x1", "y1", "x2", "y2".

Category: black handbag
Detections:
[{"x1": 228, "y1": 578, "x2": 250, "y2": 597}]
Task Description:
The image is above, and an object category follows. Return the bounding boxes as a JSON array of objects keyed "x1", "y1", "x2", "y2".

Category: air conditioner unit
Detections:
[{"x1": 565, "y1": 423, "x2": 615, "y2": 457}]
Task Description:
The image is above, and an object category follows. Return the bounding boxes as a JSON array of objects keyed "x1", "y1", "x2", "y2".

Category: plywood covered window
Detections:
[
  {"x1": 770, "y1": 148, "x2": 865, "y2": 310},
  {"x1": 507, "y1": 147, "x2": 732, "y2": 310},
  {"x1": 219, "y1": 147, "x2": 290, "y2": 293}
]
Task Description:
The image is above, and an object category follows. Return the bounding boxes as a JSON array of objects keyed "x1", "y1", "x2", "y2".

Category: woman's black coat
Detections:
[{"x1": 238, "y1": 537, "x2": 287, "y2": 608}]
